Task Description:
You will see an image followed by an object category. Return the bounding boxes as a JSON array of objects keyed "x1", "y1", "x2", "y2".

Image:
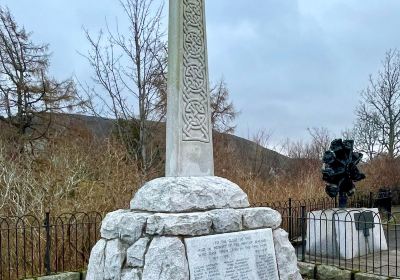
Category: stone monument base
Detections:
[
  {"x1": 87, "y1": 207, "x2": 301, "y2": 280},
  {"x1": 306, "y1": 208, "x2": 388, "y2": 259},
  {"x1": 86, "y1": 177, "x2": 302, "y2": 280}
]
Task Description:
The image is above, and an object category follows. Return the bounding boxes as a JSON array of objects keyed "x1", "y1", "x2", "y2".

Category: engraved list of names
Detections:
[{"x1": 184, "y1": 229, "x2": 279, "y2": 280}]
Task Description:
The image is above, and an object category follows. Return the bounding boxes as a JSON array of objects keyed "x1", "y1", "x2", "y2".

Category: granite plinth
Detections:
[
  {"x1": 130, "y1": 176, "x2": 250, "y2": 212},
  {"x1": 86, "y1": 207, "x2": 301, "y2": 280}
]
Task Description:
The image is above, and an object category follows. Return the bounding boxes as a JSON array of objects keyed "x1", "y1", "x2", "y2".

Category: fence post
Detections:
[
  {"x1": 288, "y1": 198, "x2": 292, "y2": 241},
  {"x1": 44, "y1": 209, "x2": 51, "y2": 275},
  {"x1": 369, "y1": 192, "x2": 374, "y2": 208},
  {"x1": 301, "y1": 205, "x2": 306, "y2": 262}
]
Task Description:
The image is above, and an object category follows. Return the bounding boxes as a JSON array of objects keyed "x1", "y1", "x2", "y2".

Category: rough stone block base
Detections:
[{"x1": 86, "y1": 207, "x2": 302, "y2": 280}]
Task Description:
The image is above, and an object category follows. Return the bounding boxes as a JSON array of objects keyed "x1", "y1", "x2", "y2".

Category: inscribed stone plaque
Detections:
[{"x1": 184, "y1": 229, "x2": 279, "y2": 280}]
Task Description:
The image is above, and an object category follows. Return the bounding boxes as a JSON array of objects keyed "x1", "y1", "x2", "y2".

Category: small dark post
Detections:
[
  {"x1": 369, "y1": 192, "x2": 374, "y2": 208},
  {"x1": 339, "y1": 192, "x2": 348, "y2": 208},
  {"x1": 288, "y1": 198, "x2": 292, "y2": 241},
  {"x1": 301, "y1": 205, "x2": 306, "y2": 262},
  {"x1": 44, "y1": 209, "x2": 51, "y2": 275}
]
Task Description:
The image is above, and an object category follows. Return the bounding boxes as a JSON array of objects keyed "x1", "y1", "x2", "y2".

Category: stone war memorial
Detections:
[{"x1": 86, "y1": 0, "x2": 301, "y2": 279}]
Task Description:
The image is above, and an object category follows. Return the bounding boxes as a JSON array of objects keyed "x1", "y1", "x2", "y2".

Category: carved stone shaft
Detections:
[{"x1": 166, "y1": 0, "x2": 214, "y2": 177}]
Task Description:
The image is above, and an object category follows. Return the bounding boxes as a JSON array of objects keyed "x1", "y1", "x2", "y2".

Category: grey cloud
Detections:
[{"x1": 3, "y1": 0, "x2": 400, "y2": 143}]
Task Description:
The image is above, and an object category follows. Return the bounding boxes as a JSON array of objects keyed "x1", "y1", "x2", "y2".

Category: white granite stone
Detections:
[
  {"x1": 121, "y1": 269, "x2": 141, "y2": 280},
  {"x1": 241, "y1": 207, "x2": 282, "y2": 230},
  {"x1": 334, "y1": 208, "x2": 388, "y2": 258},
  {"x1": 307, "y1": 208, "x2": 388, "y2": 259},
  {"x1": 104, "y1": 239, "x2": 126, "y2": 280},
  {"x1": 146, "y1": 212, "x2": 212, "y2": 236},
  {"x1": 306, "y1": 209, "x2": 337, "y2": 257},
  {"x1": 184, "y1": 229, "x2": 280, "y2": 280},
  {"x1": 100, "y1": 210, "x2": 150, "y2": 244},
  {"x1": 86, "y1": 239, "x2": 106, "y2": 280},
  {"x1": 142, "y1": 237, "x2": 189, "y2": 280},
  {"x1": 209, "y1": 209, "x2": 242, "y2": 233},
  {"x1": 273, "y1": 229, "x2": 302, "y2": 280},
  {"x1": 126, "y1": 237, "x2": 150, "y2": 268},
  {"x1": 130, "y1": 176, "x2": 249, "y2": 212}
]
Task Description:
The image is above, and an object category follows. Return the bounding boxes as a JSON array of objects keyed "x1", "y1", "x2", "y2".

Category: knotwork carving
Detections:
[{"x1": 182, "y1": 0, "x2": 210, "y2": 142}]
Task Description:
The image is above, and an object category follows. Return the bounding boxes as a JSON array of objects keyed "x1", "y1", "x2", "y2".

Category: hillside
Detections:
[{"x1": 53, "y1": 113, "x2": 291, "y2": 178}]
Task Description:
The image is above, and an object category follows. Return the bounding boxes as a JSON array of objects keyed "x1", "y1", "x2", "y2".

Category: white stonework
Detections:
[
  {"x1": 146, "y1": 212, "x2": 212, "y2": 236},
  {"x1": 307, "y1": 208, "x2": 388, "y2": 259},
  {"x1": 209, "y1": 208, "x2": 242, "y2": 233},
  {"x1": 104, "y1": 239, "x2": 126, "y2": 280},
  {"x1": 87, "y1": 239, "x2": 106, "y2": 280},
  {"x1": 87, "y1": 0, "x2": 301, "y2": 278},
  {"x1": 142, "y1": 237, "x2": 189, "y2": 280},
  {"x1": 130, "y1": 176, "x2": 250, "y2": 212},
  {"x1": 242, "y1": 207, "x2": 282, "y2": 230},
  {"x1": 273, "y1": 229, "x2": 302, "y2": 280},
  {"x1": 86, "y1": 207, "x2": 301, "y2": 280},
  {"x1": 121, "y1": 269, "x2": 141, "y2": 280},
  {"x1": 100, "y1": 210, "x2": 150, "y2": 244},
  {"x1": 126, "y1": 238, "x2": 150, "y2": 268}
]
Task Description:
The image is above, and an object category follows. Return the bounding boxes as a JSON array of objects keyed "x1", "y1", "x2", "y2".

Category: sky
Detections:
[{"x1": 2, "y1": 0, "x2": 400, "y2": 145}]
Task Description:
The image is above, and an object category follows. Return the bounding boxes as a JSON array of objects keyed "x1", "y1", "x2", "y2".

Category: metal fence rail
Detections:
[
  {"x1": 293, "y1": 208, "x2": 399, "y2": 278},
  {"x1": 0, "y1": 211, "x2": 102, "y2": 280},
  {"x1": 0, "y1": 190, "x2": 398, "y2": 279},
  {"x1": 254, "y1": 190, "x2": 398, "y2": 242},
  {"x1": 254, "y1": 190, "x2": 399, "y2": 278}
]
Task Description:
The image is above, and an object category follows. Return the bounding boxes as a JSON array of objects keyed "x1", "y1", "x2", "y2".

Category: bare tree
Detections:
[
  {"x1": 307, "y1": 127, "x2": 332, "y2": 159},
  {"x1": 356, "y1": 49, "x2": 400, "y2": 159},
  {"x1": 210, "y1": 79, "x2": 238, "y2": 133},
  {"x1": 281, "y1": 127, "x2": 332, "y2": 160},
  {"x1": 81, "y1": 0, "x2": 166, "y2": 174},
  {"x1": 250, "y1": 129, "x2": 273, "y2": 179},
  {"x1": 354, "y1": 105, "x2": 381, "y2": 159},
  {"x1": 0, "y1": 6, "x2": 77, "y2": 148}
]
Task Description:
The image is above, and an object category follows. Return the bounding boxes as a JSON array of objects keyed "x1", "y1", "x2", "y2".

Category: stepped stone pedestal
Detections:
[{"x1": 86, "y1": 176, "x2": 302, "y2": 280}]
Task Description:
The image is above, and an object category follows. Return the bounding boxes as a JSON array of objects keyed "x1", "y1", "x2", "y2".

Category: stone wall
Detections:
[{"x1": 298, "y1": 262, "x2": 399, "y2": 280}]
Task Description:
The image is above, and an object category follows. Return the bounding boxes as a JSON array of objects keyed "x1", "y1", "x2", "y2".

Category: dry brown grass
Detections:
[
  {"x1": 0, "y1": 132, "x2": 147, "y2": 217},
  {"x1": 1, "y1": 124, "x2": 400, "y2": 217}
]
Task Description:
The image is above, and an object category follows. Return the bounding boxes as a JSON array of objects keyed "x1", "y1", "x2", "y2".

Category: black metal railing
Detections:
[
  {"x1": 253, "y1": 190, "x2": 399, "y2": 277},
  {"x1": 253, "y1": 190, "x2": 397, "y2": 242},
  {"x1": 0, "y1": 189, "x2": 398, "y2": 279},
  {"x1": 0, "y1": 211, "x2": 102, "y2": 280},
  {"x1": 294, "y1": 208, "x2": 399, "y2": 278}
]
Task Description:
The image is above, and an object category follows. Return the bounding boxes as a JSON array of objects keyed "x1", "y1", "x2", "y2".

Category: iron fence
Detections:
[
  {"x1": 0, "y1": 211, "x2": 102, "y2": 280},
  {"x1": 253, "y1": 190, "x2": 397, "y2": 242},
  {"x1": 0, "y1": 190, "x2": 398, "y2": 279},
  {"x1": 293, "y1": 208, "x2": 400, "y2": 278},
  {"x1": 254, "y1": 190, "x2": 399, "y2": 277}
]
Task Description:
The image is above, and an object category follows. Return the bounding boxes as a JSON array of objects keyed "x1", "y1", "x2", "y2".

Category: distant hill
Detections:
[{"x1": 48, "y1": 113, "x2": 291, "y2": 178}]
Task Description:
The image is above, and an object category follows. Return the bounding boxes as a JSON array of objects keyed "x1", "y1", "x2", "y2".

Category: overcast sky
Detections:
[{"x1": 2, "y1": 0, "x2": 400, "y2": 145}]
